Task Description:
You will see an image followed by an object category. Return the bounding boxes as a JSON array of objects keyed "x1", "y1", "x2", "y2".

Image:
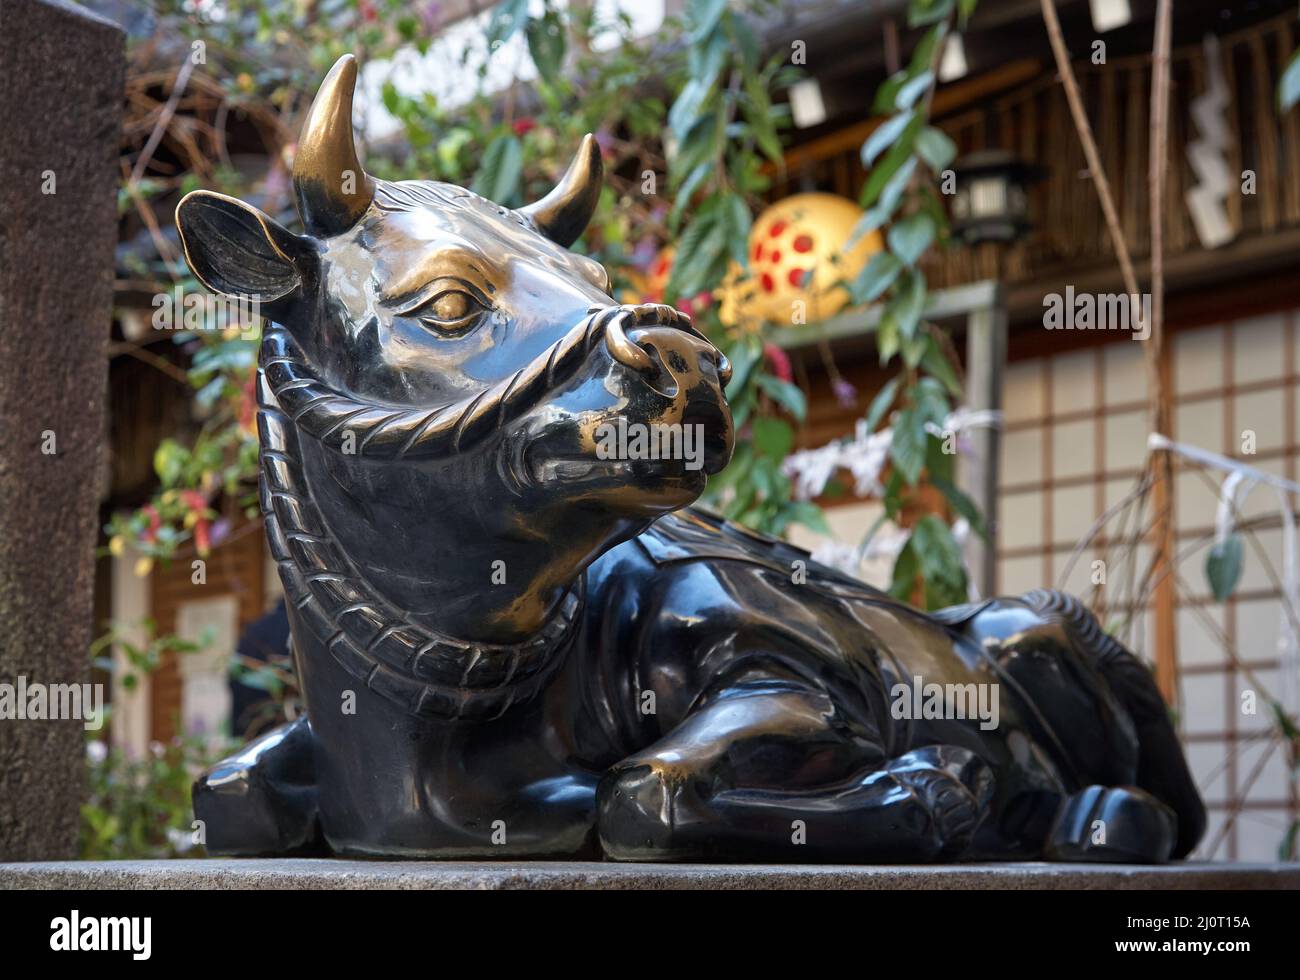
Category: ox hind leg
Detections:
[
  {"x1": 964, "y1": 590, "x2": 1203, "y2": 862},
  {"x1": 596, "y1": 677, "x2": 994, "y2": 862}
]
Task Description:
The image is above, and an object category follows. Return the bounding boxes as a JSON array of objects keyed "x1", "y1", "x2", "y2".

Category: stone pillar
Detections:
[{"x1": 0, "y1": 0, "x2": 123, "y2": 860}]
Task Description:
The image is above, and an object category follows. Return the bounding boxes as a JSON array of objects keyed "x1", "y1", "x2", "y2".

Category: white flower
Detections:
[
  {"x1": 166, "y1": 827, "x2": 197, "y2": 853},
  {"x1": 85, "y1": 740, "x2": 108, "y2": 765}
]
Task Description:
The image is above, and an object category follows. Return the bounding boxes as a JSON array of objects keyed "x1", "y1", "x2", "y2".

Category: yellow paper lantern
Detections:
[{"x1": 740, "y1": 193, "x2": 883, "y2": 325}]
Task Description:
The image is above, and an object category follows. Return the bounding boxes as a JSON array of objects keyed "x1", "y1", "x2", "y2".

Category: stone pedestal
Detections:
[
  {"x1": 0, "y1": 0, "x2": 124, "y2": 860},
  {"x1": 1, "y1": 859, "x2": 1296, "y2": 890}
]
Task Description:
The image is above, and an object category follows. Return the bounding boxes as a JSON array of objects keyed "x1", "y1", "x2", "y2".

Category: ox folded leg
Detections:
[{"x1": 596, "y1": 681, "x2": 995, "y2": 862}]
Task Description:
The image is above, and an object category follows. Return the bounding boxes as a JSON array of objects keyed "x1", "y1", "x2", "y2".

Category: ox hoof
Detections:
[
  {"x1": 596, "y1": 763, "x2": 707, "y2": 861},
  {"x1": 1046, "y1": 784, "x2": 1177, "y2": 863},
  {"x1": 886, "y1": 746, "x2": 995, "y2": 857}
]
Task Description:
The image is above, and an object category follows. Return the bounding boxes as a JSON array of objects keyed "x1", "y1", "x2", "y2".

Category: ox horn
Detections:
[
  {"x1": 293, "y1": 54, "x2": 375, "y2": 237},
  {"x1": 520, "y1": 133, "x2": 603, "y2": 248}
]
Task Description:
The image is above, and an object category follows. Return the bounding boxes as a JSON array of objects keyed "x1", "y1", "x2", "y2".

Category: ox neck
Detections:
[{"x1": 258, "y1": 367, "x2": 587, "y2": 721}]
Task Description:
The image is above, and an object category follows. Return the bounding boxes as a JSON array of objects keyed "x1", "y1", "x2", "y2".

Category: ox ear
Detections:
[{"x1": 176, "y1": 190, "x2": 314, "y2": 307}]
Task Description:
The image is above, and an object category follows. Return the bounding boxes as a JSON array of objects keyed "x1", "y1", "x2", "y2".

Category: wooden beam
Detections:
[{"x1": 776, "y1": 59, "x2": 1044, "y2": 172}]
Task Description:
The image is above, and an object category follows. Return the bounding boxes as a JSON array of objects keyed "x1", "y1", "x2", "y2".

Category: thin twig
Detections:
[
  {"x1": 1039, "y1": 0, "x2": 1140, "y2": 300},
  {"x1": 130, "y1": 59, "x2": 196, "y2": 186}
]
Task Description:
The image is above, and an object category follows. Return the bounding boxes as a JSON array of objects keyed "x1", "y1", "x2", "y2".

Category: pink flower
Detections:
[{"x1": 763, "y1": 342, "x2": 793, "y2": 383}]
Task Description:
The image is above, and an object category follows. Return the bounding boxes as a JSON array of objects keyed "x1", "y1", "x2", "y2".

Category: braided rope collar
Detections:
[{"x1": 258, "y1": 353, "x2": 585, "y2": 722}]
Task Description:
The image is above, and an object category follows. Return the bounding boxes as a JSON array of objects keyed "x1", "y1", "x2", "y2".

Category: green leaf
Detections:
[
  {"x1": 724, "y1": 193, "x2": 754, "y2": 267},
  {"x1": 687, "y1": 0, "x2": 728, "y2": 40},
  {"x1": 486, "y1": 0, "x2": 529, "y2": 48},
  {"x1": 889, "y1": 537, "x2": 919, "y2": 601},
  {"x1": 471, "y1": 133, "x2": 523, "y2": 205},
  {"x1": 849, "y1": 250, "x2": 902, "y2": 304},
  {"x1": 864, "y1": 376, "x2": 901, "y2": 432},
  {"x1": 756, "y1": 374, "x2": 807, "y2": 421},
  {"x1": 873, "y1": 73, "x2": 906, "y2": 115},
  {"x1": 887, "y1": 212, "x2": 936, "y2": 266},
  {"x1": 920, "y1": 334, "x2": 963, "y2": 395},
  {"x1": 669, "y1": 78, "x2": 712, "y2": 140},
  {"x1": 668, "y1": 162, "x2": 711, "y2": 228},
  {"x1": 667, "y1": 202, "x2": 726, "y2": 299},
  {"x1": 723, "y1": 335, "x2": 762, "y2": 398},
  {"x1": 1206, "y1": 534, "x2": 1244, "y2": 601},
  {"x1": 916, "y1": 126, "x2": 958, "y2": 172},
  {"x1": 526, "y1": 9, "x2": 567, "y2": 79},
  {"x1": 909, "y1": 0, "x2": 956, "y2": 29},
  {"x1": 909, "y1": 514, "x2": 969, "y2": 609},
  {"x1": 895, "y1": 72, "x2": 934, "y2": 111},
  {"x1": 888, "y1": 268, "x2": 927, "y2": 341},
  {"x1": 925, "y1": 429, "x2": 955, "y2": 484},
  {"x1": 744, "y1": 74, "x2": 784, "y2": 164},
  {"x1": 153, "y1": 439, "x2": 184, "y2": 486},
  {"x1": 877, "y1": 311, "x2": 900, "y2": 364},
  {"x1": 848, "y1": 158, "x2": 917, "y2": 247},
  {"x1": 913, "y1": 374, "x2": 951, "y2": 426},
  {"x1": 861, "y1": 109, "x2": 917, "y2": 167},
  {"x1": 752, "y1": 416, "x2": 794, "y2": 460},
  {"x1": 1281, "y1": 47, "x2": 1300, "y2": 112},
  {"x1": 930, "y1": 473, "x2": 987, "y2": 540},
  {"x1": 860, "y1": 117, "x2": 922, "y2": 208},
  {"x1": 908, "y1": 22, "x2": 948, "y2": 75},
  {"x1": 889, "y1": 405, "x2": 928, "y2": 485}
]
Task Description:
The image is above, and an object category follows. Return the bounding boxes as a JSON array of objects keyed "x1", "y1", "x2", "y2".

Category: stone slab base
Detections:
[{"x1": 1, "y1": 859, "x2": 1296, "y2": 890}]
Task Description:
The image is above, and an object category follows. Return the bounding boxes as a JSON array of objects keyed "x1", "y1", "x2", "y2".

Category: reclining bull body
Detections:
[{"x1": 180, "y1": 56, "x2": 1205, "y2": 863}]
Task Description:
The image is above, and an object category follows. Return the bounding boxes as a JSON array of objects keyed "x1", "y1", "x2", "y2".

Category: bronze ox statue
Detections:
[{"x1": 178, "y1": 55, "x2": 1205, "y2": 863}]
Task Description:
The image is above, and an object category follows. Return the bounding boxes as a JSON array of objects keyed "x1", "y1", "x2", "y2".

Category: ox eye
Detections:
[{"x1": 414, "y1": 289, "x2": 486, "y2": 335}]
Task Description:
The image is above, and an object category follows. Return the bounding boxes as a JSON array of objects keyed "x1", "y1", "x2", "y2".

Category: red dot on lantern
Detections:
[
  {"x1": 769, "y1": 250, "x2": 781, "y2": 264},
  {"x1": 793, "y1": 234, "x2": 814, "y2": 253},
  {"x1": 789, "y1": 268, "x2": 809, "y2": 287},
  {"x1": 760, "y1": 273, "x2": 775, "y2": 293},
  {"x1": 769, "y1": 220, "x2": 787, "y2": 238},
  {"x1": 753, "y1": 243, "x2": 764, "y2": 261}
]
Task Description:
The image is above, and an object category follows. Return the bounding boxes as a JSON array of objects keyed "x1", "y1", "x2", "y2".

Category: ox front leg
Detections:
[
  {"x1": 192, "y1": 716, "x2": 324, "y2": 856},
  {"x1": 596, "y1": 681, "x2": 994, "y2": 862}
]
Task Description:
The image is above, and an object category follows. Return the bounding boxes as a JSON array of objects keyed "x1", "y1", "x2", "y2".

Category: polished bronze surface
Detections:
[{"x1": 179, "y1": 55, "x2": 1205, "y2": 862}]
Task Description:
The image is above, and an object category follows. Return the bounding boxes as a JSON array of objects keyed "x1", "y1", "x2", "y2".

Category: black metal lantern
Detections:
[{"x1": 949, "y1": 150, "x2": 1044, "y2": 246}]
